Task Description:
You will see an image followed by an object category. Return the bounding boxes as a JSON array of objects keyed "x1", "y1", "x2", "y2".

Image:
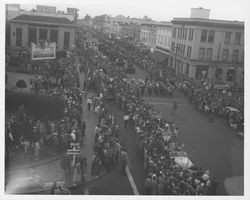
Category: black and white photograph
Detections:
[{"x1": 1, "y1": 0, "x2": 249, "y2": 198}]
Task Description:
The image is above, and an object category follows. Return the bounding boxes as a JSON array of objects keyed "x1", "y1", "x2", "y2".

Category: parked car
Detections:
[{"x1": 213, "y1": 82, "x2": 230, "y2": 90}]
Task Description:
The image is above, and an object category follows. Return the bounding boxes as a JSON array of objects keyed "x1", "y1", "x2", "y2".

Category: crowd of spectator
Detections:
[
  {"x1": 5, "y1": 52, "x2": 85, "y2": 165},
  {"x1": 178, "y1": 78, "x2": 243, "y2": 132},
  {"x1": 75, "y1": 28, "x2": 218, "y2": 195},
  {"x1": 112, "y1": 36, "x2": 244, "y2": 134},
  {"x1": 76, "y1": 29, "x2": 129, "y2": 179}
]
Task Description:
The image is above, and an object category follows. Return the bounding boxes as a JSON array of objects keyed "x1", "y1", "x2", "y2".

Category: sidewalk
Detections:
[
  {"x1": 6, "y1": 152, "x2": 64, "y2": 171},
  {"x1": 78, "y1": 71, "x2": 99, "y2": 183}
]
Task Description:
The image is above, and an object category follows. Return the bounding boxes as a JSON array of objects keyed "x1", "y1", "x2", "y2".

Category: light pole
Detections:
[{"x1": 213, "y1": 42, "x2": 221, "y2": 83}]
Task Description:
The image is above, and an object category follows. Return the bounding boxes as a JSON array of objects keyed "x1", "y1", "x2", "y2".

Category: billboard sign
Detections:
[{"x1": 31, "y1": 42, "x2": 56, "y2": 60}]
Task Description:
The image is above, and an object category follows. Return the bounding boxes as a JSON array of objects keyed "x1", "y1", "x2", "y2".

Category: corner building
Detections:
[
  {"x1": 10, "y1": 14, "x2": 76, "y2": 51},
  {"x1": 169, "y1": 17, "x2": 244, "y2": 87}
]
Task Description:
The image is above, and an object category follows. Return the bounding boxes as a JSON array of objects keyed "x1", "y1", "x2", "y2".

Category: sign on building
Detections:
[{"x1": 31, "y1": 42, "x2": 56, "y2": 60}]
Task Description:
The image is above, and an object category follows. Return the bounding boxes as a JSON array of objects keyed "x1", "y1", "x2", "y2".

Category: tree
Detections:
[
  {"x1": 84, "y1": 14, "x2": 91, "y2": 21},
  {"x1": 16, "y1": 79, "x2": 27, "y2": 91}
]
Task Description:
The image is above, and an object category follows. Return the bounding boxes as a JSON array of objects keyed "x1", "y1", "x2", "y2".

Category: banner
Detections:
[{"x1": 31, "y1": 42, "x2": 56, "y2": 60}]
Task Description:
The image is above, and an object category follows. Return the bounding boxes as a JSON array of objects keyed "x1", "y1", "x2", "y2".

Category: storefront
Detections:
[{"x1": 10, "y1": 14, "x2": 76, "y2": 51}]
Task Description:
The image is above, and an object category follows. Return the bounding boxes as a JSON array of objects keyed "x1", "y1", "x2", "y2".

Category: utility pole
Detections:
[{"x1": 214, "y1": 42, "x2": 221, "y2": 83}]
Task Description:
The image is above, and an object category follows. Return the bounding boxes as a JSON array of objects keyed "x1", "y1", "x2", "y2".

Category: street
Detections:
[
  {"x1": 108, "y1": 65, "x2": 244, "y2": 195},
  {"x1": 5, "y1": 55, "x2": 244, "y2": 196},
  {"x1": 4, "y1": 2, "x2": 246, "y2": 197}
]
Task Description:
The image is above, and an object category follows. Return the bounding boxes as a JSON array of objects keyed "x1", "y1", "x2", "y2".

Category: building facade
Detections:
[
  {"x1": 120, "y1": 24, "x2": 140, "y2": 40},
  {"x1": 92, "y1": 14, "x2": 110, "y2": 32},
  {"x1": 10, "y1": 14, "x2": 76, "y2": 51},
  {"x1": 103, "y1": 22, "x2": 121, "y2": 35},
  {"x1": 6, "y1": 5, "x2": 75, "y2": 22},
  {"x1": 6, "y1": 4, "x2": 76, "y2": 46},
  {"x1": 170, "y1": 17, "x2": 244, "y2": 86},
  {"x1": 140, "y1": 22, "x2": 172, "y2": 65},
  {"x1": 155, "y1": 22, "x2": 172, "y2": 54},
  {"x1": 140, "y1": 23, "x2": 157, "y2": 49},
  {"x1": 110, "y1": 15, "x2": 130, "y2": 25}
]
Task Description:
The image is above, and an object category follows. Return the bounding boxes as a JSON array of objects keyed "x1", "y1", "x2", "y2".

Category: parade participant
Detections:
[
  {"x1": 60, "y1": 154, "x2": 73, "y2": 188},
  {"x1": 172, "y1": 100, "x2": 178, "y2": 115},
  {"x1": 120, "y1": 148, "x2": 129, "y2": 174},
  {"x1": 123, "y1": 114, "x2": 129, "y2": 129},
  {"x1": 87, "y1": 97, "x2": 92, "y2": 111},
  {"x1": 144, "y1": 174, "x2": 153, "y2": 195},
  {"x1": 81, "y1": 120, "x2": 86, "y2": 143}
]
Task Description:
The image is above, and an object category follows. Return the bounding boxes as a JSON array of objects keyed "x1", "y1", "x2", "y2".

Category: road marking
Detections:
[{"x1": 125, "y1": 166, "x2": 139, "y2": 195}]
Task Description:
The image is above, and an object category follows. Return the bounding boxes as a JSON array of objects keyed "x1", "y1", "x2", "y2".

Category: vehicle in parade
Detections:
[{"x1": 124, "y1": 63, "x2": 136, "y2": 74}]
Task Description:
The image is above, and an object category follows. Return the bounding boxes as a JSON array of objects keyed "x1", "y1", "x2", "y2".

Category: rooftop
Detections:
[
  {"x1": 141, "y1": 21, "x2": 172, "y2": 27},
  {"x1": 171, "y1": 17, "x2": 244, "y2": 29},
  {"x1": 11, "y1": 14, "x2": 75, "y2": 26}
]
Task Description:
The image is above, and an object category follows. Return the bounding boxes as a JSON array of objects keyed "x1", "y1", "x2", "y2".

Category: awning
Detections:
[
  {"x1": 150, "y1": 50, "x2": 169, "y2": 62},
  {"x1": 11, "y1": 14, "x2": 75, "y2": 27}
]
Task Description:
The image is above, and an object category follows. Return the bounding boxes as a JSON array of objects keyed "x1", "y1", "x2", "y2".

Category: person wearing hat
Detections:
[
  {"x1": 202, "y1": 170, "x2": 210, "y2": 183},
  {"x1": 144, "y1": 174, "x2": 153, "y2": 195},
  {"x1": 120, "y1": 148, "x2": 129, "y2": 174},
  {"x1": 158, "y1": 171, "x2": 165, "y2": 195},
  {"x1": 123, "y1": 114, "x2": 129, "y2": 130},
  {"x1": 87, "y1": 97, "x2": 92, "y2": 111},
  {"x1": 70, "y1": 130, "x2": 76, "y2": 142}
]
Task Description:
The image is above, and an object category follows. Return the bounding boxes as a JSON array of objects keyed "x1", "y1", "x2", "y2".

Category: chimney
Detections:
[{"x1": 191, "y1": 7, "x2": 210, "y2": 19}]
